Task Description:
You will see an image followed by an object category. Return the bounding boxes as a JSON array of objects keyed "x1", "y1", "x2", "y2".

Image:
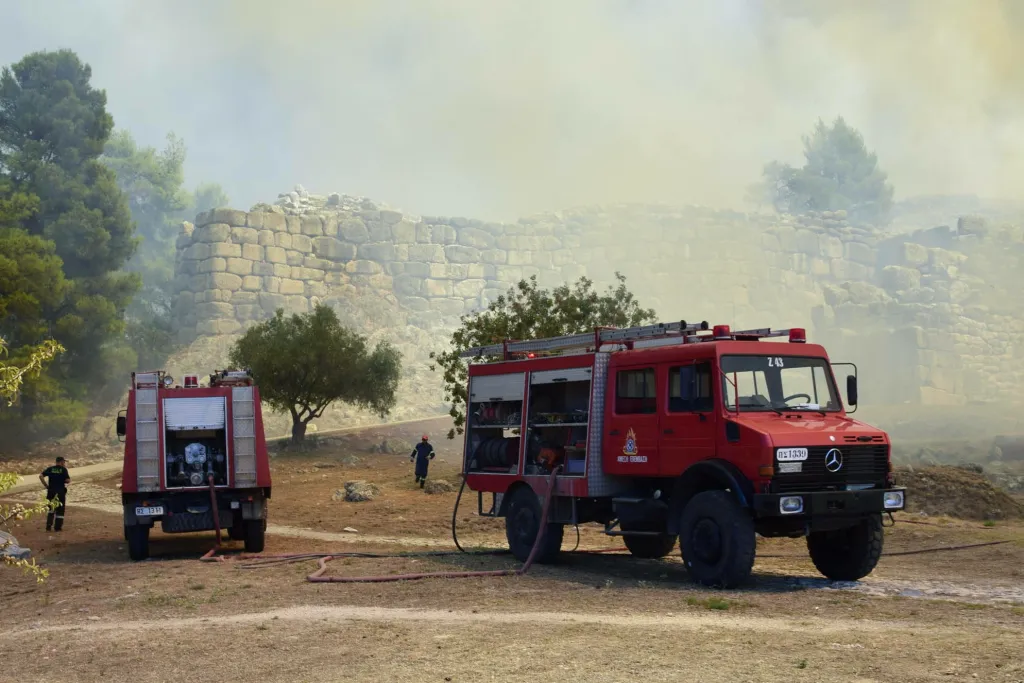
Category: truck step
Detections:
[{"x1": 604, "y1": 530, "x2": 664, "y2": 537}]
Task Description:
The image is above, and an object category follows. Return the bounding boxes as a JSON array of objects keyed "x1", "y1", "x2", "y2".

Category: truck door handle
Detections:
[
  {"x1": 663, "y1": 429, "x2": 674, "y2": 434},
  {"x1": 609, "y1": 429, "x2": 620, "y2": 435}
]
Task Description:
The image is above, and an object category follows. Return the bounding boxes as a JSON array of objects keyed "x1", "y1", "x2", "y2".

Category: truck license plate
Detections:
[
  {"x1": 136, "y1": 506, "x2": 164, "y2": 516},
  {"x1": 776, "y1": 448, "x2": 808, "y2": 462}
]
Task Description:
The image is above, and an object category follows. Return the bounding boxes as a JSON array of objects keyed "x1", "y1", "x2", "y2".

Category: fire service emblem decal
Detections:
[{"x1": 623, "y1": 428, "x2": 638, "y2": 456}]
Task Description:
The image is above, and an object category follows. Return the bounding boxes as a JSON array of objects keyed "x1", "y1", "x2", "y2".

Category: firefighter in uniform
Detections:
[
  {"x1": 39, "y1": 456, "x2": 71, "y2": 532},
  {"x1": 410, "y1": 435, "x2": 435, "y2": 488}
]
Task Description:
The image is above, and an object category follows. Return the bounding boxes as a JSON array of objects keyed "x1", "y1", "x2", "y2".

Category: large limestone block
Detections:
[
  {"x1": 380, "y1": 209, "x2": 403, "y2": 224},
  {"x1": 480, "y1": 249, "x2": 507, "y2": 264},
  {"x1": 241, "y1": 244, "x2": 264, "y2": 261},
  {"x1": 358, "y1": 243, "x2": 395, "y2": 261},
  {"x1": 265, "y1": 246, "x2": 287, "y2": 264},
  {"x1": 301, "y1": 215, "x2": 323, "y2": 236},
  {"x1": 242, "y1": 275, "x2": 262, "y2": 291},
  {"x1": 286, "y1": 216, "x2": 302, "y2": 235},
  {"x1": 454, "y1": 279, "x2": 486, "y2": 298},
  {"x1": 431, "y1": 225, "x2": 458, "y2": 245},
  {"x1": 392, "y1": 220, "x2": 417, "y2": 243},
  {"x1": 185, "y1": 243, "x2": 211, "y2": 260},
  {"x1": 262, "y1": 276, "x2": 281, "y2": 294},
  {"x1": 445, "y1": 245, "x2": 481, "y2": 263},
  {"x1": 257, "y1": 230, "x2": 275, "y2": 246},
  {"x1": 345, "y1": 260, "x2": 383, "y2": 275},
  {"x1": 279, "y1": 278, "x2": 305, "y2": 295},
  {"x1": 259, "y1": 291, "x2": 287, "y2": 313},
  {"x1": 403, "y1": 262, "x2": 431, "y2": 278},
  {"x1": 209, "y1": 273, "x2": 243, "y2": 291},
  {"x1": 409, "y1": 244, "x2": 445, "y2": 263},
  {"x1": 209, "y1": 242, "x2": 242, "y2": 258},
  {"x1": 198, "y1": 257, "x2": 228, "y2": 273},
  {"x1": 226, "y1": 258, "x2": 253, "y2": 276},
  {"x1": 313, "y1": 237, "x2": 356, "y2": 261},
  {"x1": 367, "y1": 221, "x2": 392, "y2": 242},
  {"x1": 231, "y1": 291, "x2": 259, "y2": 305},
  {"x1": 247, "y1": 212, "x2": 265, "y2": 229},
  {"x1": 844, "y1": 241, "x2": 875, "y2": 265},
  {"x1": 231, "y1": 227, "x2": 259, "y2": 245},
  {"x1": 291, "y1": 234, "x2": 313, "y2": 254},
  {"x1": 880, "y1": 265, "x2": 922, "y2": 291},
  {"x1": 210, "y1": 208, "x2": 248, "y2": 227},
  {"x1": 274, "y1": 232, "x2": 293, "y2": 249},
  {"x1": 234, "y1": 304, "x2": 261, "y2": 321},
  {"x1": 197, "y1": 223, "x2": 231, "y2": 243},
  {"x1": 433, "y1": 298, "x2": 466, "y2": 315},
  {"x1": 339, "y1": 218, "x2": 370, "y2": 243},
  {"x1": 901, "y1": 242, "x2": 929, "y2": 267},
  {"x1": 423, "y1": 279, "x2": 453, "y2": 297},
  {"x1": 284, "y1": 295, "x2": 309, "y2": 314},
  {"x1": 263, "y1": 212, "x2": 286, "y2": 232},
  {"x1": 196, "y1": 318, "x2": 241, "y2": 335},
  {"x1": 429, "y1": 263, "x2": 470, "y2": 280},
  {"x1": 393, "y1": 275, "x2": 423, "y2": 296},
  {"x1": 272, "y1": 263, "x2": 291, "y2": 278},
  {"x1": 322, "y1": 215, "x2": 339, "y2": 237},
  {"x1": 507, "y1": 251, "x2": 532, "y2": 266},
  {"x1": 286, "y1": 250, "x2": 304, "y2": 266}
]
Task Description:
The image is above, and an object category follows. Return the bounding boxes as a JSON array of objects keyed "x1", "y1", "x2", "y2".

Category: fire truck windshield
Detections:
[{"x1": 719, "y1": 355, "x2": 841, "y2": 413}]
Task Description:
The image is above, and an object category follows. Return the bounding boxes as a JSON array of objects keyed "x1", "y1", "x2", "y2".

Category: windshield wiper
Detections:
[{"x1": 786, "y1": 404, "x2": 826, "y2": 417}]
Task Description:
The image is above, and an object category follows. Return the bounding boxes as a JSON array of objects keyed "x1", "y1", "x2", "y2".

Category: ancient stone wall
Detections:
[{"x1": 171, "y1": 188, "x2": 1024, "y2": 408}]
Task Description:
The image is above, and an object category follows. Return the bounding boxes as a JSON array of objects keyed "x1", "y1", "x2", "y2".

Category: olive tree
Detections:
[
  {"x1": 229, "y1": 304, "x2": 402, "y2": 444},
  {"x1": 430, "y1": 273, "x2": 656, "y2": 439}
]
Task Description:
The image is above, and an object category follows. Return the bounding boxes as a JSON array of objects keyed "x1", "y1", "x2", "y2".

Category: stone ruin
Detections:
[{"x1": 170, "y1": 185, "x2": 1024, "y2": 412}]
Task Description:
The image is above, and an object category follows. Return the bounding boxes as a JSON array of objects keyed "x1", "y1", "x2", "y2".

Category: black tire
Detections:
[
  {"x1": 243, "y1": 518, "x2": 266, "y2": 553},
  {"x1": 504, "y1": 486, "x2": 564, "y2": 564},
  {"x1": 126, "y1": 524, "x2": 149, "y2": 561},
  {"x1": 678, "y1": 490, "x2": 756, "y2": 588},
  {"x1": 807, "y1": 515, "x2": 884, "y2": 581},
  {"x1": 621, "y1": 524, "x2": 677, "y2": 559}
]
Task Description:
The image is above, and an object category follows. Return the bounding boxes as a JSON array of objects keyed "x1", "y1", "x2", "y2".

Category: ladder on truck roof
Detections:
[
  {"x1": 459, "y1": 321, "x2": 807, "y2": 360},
  {"x1": 459, "y1": 320, "x2": 710, "y2": 359}
]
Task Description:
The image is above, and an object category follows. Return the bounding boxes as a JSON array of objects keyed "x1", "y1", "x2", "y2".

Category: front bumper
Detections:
[{"x1": 753, "y1": 487, "x2": 906, "y2": 518}]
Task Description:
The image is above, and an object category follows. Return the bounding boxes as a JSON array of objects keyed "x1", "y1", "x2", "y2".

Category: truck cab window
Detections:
[
  {"x1": 668, "y1": 363, "x2": 713, "y2": 412},
  {"x1": 615, "y1": 368, "x2": 656, "y2": 414}
]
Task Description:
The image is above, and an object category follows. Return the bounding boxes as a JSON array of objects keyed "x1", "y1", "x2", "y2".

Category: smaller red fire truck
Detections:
[
  {"x1": 116, "y1": 369, "x2": 271, "y2": 561},
  {"x1": 459, "y1": 321, "x2": 906, "y2": 587}
]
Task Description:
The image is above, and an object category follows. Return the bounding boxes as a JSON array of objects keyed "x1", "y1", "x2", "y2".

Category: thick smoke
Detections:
[{"x1": 2, "y1": 0, "x2": 1023, "y2": 219}]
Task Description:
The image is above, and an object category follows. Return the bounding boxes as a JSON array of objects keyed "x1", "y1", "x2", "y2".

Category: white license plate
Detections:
[
  {"x1": 776, "y1": 448, "x2": 808, "y2": 462},
  {"x1": 778, "y1": 461, "x2": 803, "y2": 473},
  {"x1": 136, "y1": 506, "x2": 164, "y2": 516}
]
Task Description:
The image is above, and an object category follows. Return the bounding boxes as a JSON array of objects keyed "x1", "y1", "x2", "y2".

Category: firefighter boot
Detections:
[{"x1": 420, "y1": 478, "x2": 425, "y2": 489}]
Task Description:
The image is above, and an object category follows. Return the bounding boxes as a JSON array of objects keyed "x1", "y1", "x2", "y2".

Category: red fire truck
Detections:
[
  {"x1": 115, "y1": 369, "x2": 271, "y2": 561},
  {"x1": 460, "y1": 321, "x2": 906, "y2": 587}
]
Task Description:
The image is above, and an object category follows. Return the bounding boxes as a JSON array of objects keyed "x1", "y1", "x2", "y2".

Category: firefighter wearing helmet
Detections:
[{"x1": 410, "y1": 435, "x2": 435, "y2": 489}]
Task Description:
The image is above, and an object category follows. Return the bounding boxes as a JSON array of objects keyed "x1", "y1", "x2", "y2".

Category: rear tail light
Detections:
[{"x1": 788, "y1": 328, "x2": 806, "y2": 343}]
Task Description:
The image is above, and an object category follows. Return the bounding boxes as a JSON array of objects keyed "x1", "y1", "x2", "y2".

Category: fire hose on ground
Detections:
[{"x1": 198, "y1": 474, "x2": 1012, "y2": 579}]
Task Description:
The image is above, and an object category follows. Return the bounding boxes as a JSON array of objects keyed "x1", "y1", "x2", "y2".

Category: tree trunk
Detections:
[{"x1": 291, "y1": 419, "x2": 307, "y2": 444}]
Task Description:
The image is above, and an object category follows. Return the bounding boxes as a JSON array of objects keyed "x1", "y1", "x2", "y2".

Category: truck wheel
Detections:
[
  {"x1": 505, "y1": 487, "x2": 564, "y2": 564},
  {"x1": 807, "y1": 515, "x2": 883, "y2": 581},
  {"x1": 126, "y1": 525, "x2": 149, "y2": 561},
  {"x1": 679, "y1": 490, "x2": 755, "y2": 588},
  {"x1": 621, "y1": 524, "x2": 677, "y2": 559},
  {"x1": 243, "y1": 518, "x2": 266, "y2": 553}
]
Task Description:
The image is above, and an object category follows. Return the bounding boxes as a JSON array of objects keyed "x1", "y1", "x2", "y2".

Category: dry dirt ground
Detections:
[{"x1": 3, "y1": 418, "x2": 1024, "y2": 683}]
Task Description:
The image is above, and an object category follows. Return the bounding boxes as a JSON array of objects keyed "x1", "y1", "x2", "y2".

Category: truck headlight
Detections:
[
  {"x1": 883, "y1": 491, "x2": 904, "y2": 510},
  {"x1": 779, "y1": 496, "x2": 803, "y2": 515}
]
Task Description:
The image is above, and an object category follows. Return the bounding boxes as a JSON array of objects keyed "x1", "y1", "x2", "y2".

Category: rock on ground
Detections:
[
  {"x1": 424, "y1": 479, "x2": 455, "y2": 495},
  {"x1": 335, "y1": 480, "x2": 381, "y2": 502},
  {"x1": 0, "y1": 531, "x2": 30, "y2": 560}
]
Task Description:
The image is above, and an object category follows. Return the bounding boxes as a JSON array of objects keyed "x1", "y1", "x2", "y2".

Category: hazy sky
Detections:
[{"x1": 3, "y1": 0, "x2": 1022, "y2": 220}]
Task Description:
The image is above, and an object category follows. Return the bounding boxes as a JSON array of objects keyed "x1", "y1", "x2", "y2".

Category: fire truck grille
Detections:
[{"x1": 772, "y1": 444, "x2": 889, "y2": 493}]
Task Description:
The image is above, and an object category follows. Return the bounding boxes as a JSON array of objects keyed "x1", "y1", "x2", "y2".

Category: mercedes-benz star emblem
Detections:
[{"x1": 825, "y1": 448, "x2": 844, "y2": 473}]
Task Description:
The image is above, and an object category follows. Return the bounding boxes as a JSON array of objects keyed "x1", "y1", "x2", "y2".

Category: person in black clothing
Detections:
[
  {"x1": 39, "y1": 457, "x2": 71, "y2": 532},
  {"x1": 410, "y1": 435, "x2": 435, "y2": 489}
]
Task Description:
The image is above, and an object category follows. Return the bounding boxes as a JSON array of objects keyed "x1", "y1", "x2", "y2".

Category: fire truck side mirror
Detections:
[
  {"x1": 116, "y1": 412, "x2": 127, "y2": 438},
  {"x1": 846, "y1": 375, "x2": 858, "y2": 407}
]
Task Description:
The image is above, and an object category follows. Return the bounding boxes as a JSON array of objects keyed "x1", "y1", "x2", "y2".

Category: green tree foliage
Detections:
[
  {"x1": 761, "y1": 117, "x2": 894, "y2": 225},
  {"x1": 0, "y1": 337, "x2": 63, "y2": 581},
  {"x1": 430, "y1": 273, "x2": 656, "y2": 439},
  {"x1": 0, "y1": 49, "x2": 139, "y2": 437},
  {"x1": 101, "y1": 131, "x2": 230, "y2": 370},
  {"x1": 229, "y1": 304, "x2": 402, "y2": 444}
]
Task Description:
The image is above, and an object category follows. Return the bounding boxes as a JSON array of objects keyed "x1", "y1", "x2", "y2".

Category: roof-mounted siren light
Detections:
[
  {"x1": 788, "y1": 328, "x2": 807, "y2": 344},
  {"x1": 184, "y1": 375, "x2": 199, "y2": 389},
  {"x1": 712, "y1": 325, "x2": 731, "y2": 340}
]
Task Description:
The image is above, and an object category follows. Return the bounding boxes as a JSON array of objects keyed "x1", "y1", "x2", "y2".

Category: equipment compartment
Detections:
[
  {"x1": 465, "y1": 372, "x2": 525, "y2": 474},
  {"x1": 525, "y1": 368, "x2": 592, "y2": 476},
  {"x1": 164, "y1": 428, "x2": 229, "y2": 487}
]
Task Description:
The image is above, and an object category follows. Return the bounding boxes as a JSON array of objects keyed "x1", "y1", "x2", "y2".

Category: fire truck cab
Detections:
[
  {"x1": 460, "y1": 321, "x2": 906, "y2": 587},
  {"x1": 115, "y1": 369, "x2": 271, "y2": 561}
]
